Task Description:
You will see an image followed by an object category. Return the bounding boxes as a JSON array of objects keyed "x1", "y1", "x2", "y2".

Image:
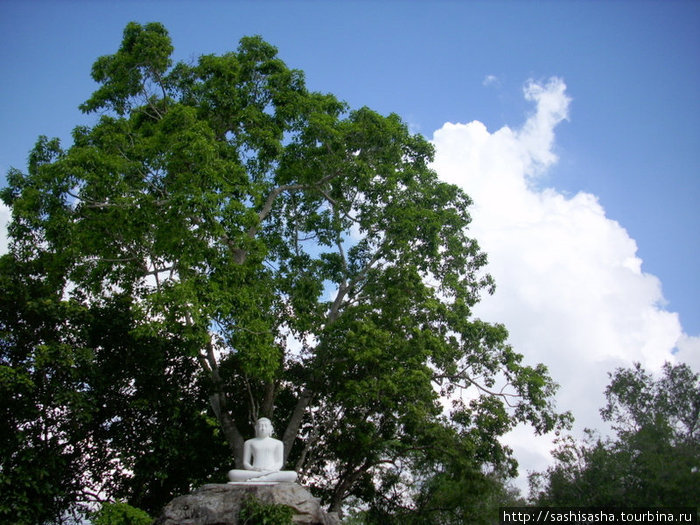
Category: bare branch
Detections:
[
  {"x1": 233, "y1": 173, "x2": 343, "y2": 264},
  {"x1": 243, "y1": 375, "x2": 259, "y2": 424},
  {"x1": 432, "y1": 372, "x2": 521, "y2": 407},
  {"x1": 319, "y1": 187, "x2": 360, "y2": 224},
  {"x1": 294, "y1": 411, "x2": 320, "y2": 472},
  {"x1": 84, "y1": 255, "x2": 141, "y2": 264},
  {"x1": 67, "y1": 190, "x2": 169, "y2": 210},
  {"x1": 255, "y1": 183, "x2": 306, "y2": 228}
]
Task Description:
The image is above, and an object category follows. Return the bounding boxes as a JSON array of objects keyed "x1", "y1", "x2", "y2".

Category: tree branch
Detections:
[
  {"x1": 233, "y1": 173, "x2": 341, "y2": 265},
  {"x1": 187, "y1": 313, "x2": 246, "y2": 466},
  {"x1": 282, "y1": 387, "x2": 314, "y2": 465},
  {"x1": 432, "y1": 372, "x2": 521, "y2": 406},
  {"x1": 328, "y1": 248, "x2": 383, "y2": 322}
]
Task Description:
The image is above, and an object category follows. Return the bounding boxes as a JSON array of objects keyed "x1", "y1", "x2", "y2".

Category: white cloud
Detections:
[
  {"x1": 676, "y1": 334, "x2": 700, "y2": 373},
  {"x1": 483, "y1": 74, "x2": 500, "y2": 87},
  {"x1": 430, "y1": 77, "x2": 694, "y2": 494},
  {"x1": 0, "y1": 202, "x2": 10, "y2": 256}
]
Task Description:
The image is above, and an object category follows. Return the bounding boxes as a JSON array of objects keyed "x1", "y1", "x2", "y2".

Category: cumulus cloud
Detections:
[
  {"x1": 676, "y1": 334, "x2": 700, "y2": 373},
  {"x1": 0, "y1": 202, "x2": 10, "y2": 256},
  {"x1": 430, "y1": 77, "x2": 693, "y2": 492}
]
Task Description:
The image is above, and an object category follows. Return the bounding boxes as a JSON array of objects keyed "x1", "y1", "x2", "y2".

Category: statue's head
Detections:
[{"x1": 255, "y1": 417, "x2": 273, "y2": 438}]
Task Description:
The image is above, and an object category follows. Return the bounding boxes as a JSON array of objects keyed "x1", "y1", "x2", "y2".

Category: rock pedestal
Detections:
[{"x1": 154, "y1": 483, "x2": 340, "y2": 525}]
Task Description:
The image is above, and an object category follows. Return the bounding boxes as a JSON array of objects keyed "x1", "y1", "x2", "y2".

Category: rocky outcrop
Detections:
[{"x1": 154, "y1": 483, "x2": 340, "y2": 525}]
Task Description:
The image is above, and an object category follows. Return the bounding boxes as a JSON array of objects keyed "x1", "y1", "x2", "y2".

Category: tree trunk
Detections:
[
  {"x1": 329, "y1": 464, "x2": 370, "y2": 512},
  {"x1": 209, "y1": 392, "x2": 246, "y2": 468},
  {"x1": 197, "y1": 339, "x2": 246, "y2": 467},
  {"x1": 282, "y1": 387, "x2": 313, "y2": 465},
  {"x1": 261, "y1": 380, "x2": 275, "y2": 418}
]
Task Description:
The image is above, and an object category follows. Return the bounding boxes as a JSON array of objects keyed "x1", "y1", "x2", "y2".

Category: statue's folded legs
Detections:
[{"x1": 228, "y1": 468, "x2": 297, "y2": 483}]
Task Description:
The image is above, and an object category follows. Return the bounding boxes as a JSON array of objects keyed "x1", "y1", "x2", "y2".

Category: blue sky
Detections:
[{"x1": 1, "y1": 0, "x2": 699, "y2": 491}]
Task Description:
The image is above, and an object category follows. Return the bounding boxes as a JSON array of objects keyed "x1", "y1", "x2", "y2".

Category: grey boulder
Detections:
[{"x1": 154, "y1": 483, "x2": 340, "y2": 525}]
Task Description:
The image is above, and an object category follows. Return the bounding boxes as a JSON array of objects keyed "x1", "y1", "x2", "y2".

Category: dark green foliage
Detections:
[
  {"x1": 0, "y1": 254, "x2": 95, "y2": 524},
  {"x1": 1, "y1": 22, "x2": 569, "y2": 522},
  {"x1": 530, "y1": 362, "x2": 700, "y2": 506},
  {"x1": 81, "y1": 294, "x2": 231, "y2": 515},
  {"x1": 238, "y1": 496, "x2": 293, "y2": 525},
  {"x1": 0, "y1": 254, "x2": 230, "y2": 520}
]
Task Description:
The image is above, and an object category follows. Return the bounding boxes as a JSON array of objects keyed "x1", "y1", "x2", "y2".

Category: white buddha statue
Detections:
[{"x1": 227, "y1": 417, "x2": 297, "y2": 483}]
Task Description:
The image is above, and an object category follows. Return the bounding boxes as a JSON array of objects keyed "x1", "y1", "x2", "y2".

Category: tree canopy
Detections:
[
  {"x1": 529, "y1": 362, "x2": 700, "y2": 507},
  {"x1": 1, "y1": 22, "x2": 568, "y2": 522}
]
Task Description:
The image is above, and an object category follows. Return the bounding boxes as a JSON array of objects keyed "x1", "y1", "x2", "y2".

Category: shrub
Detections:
[
  {"x1": 91, "y1": 501, "x2": 151, "y2": 525},
  {"x1": 238, "y1": 496, "x2": 294, "y2": 525}
]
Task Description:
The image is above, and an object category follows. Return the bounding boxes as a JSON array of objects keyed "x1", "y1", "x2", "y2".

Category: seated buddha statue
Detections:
[{"x1": 227, "y1": 418, "x2": 297, "y2": 483}]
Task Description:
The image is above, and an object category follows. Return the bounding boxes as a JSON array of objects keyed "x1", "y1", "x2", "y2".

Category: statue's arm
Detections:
[
  {"x1": 242, "y1": 440, "x2": 255, "y2": 470},
  {"x1": 273, "y1": 440, "x2": 284, "y2": 471}
]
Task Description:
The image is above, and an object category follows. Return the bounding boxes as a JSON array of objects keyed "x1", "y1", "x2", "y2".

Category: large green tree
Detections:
[
  {"x1": 1, "y1": 22, "x2": 567, "y2": 519},
  {"x1": 529, "y1": 362, "x2": 700, "y2": 507},
  {"x1": 0, "y1": 254, "x2": 230, "y2": 522}
]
